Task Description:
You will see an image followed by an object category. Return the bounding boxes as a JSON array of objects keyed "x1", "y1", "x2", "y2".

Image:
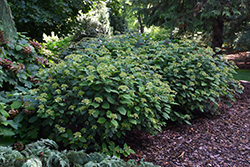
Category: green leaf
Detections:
[
  {"x1": 93, "y1": 110, "x2": 99, "y2": 118},
  {"x1": 5, "y1": 120, "x2": 19, "y2": 129},
  {"x1": 120, "y1": 99, "x2": 133, "y2": 105},
  {"x1": 29, "y1": 116, "x2": 38, "y2": 123},
  {"x1": 102, "y1": 102, "x2": 110, "y2": 109},
  {"x1": 139, "y1": 86, "x2": 144, "y2": 93},
  {"x1": 117, "y1": 106, "x2": 126, "y2": 115},
  {"x1": 0, "y1": 109, "x2": 9, "y2": 118},
  {"x1": 79, "y1": 137, "x2": 86, "y2": 142},
  {"x1": 122, "y1": 94, "x2": 132, "y2": 99},
  {"x1": 59, "y1": 103, "x2": 66, "y2": 106},
  {"x1": 11, "y1": 101, "x2": 22, "y2": 109},
  {"x1": 26, "y1": 106, "x2": 36, "y2": 110},
  {"x1": 111, "y1": 120, "x2": 119, "y2": 127},
  {"x1": 184, "y1": 119, "x2": 191, "y2": 125},
  {"x1": 16, "y1": 45, "x2": 23, "y2": 51},
  {"x1": 91, "y1": 102, "x2": 100, "y2": 108},
  {"x1": 66, "y1": 129, "x2": 73, "y2": 137},
  {"x1": 135, "y1": 106, "x2": 140, "y2": 111},
  {"x1": 106, "y1": 110, "x2": 112, "y2": 118},
  {"x1": 162, "y1": 113, "x2": 170, "y2": 120},
  {"x1": 0, "y1": 129, "x2": 15, "y2": 136},
  {"x1": 129, "y1": 119, "x2": 137, "y2": 125},
  {"x1": 116, "y1": 131, "x2": 121, "y2": 138},
  {"x1": 0, "y1": 136, "x2": 15, "y2": 145},
  {"x1": 104, "y1": 86, "x2": 111, "y2": 93},
  {"x1": 0, "y1": 116, "x2": 6, "y2": 122},
  {"x1": 206, "y1": 77, "x2": 214, "y2": 80},
  {"x1": 13, "y1": 112, "x2": 24, "y2": 122},
  {"x1": 92, "y1": 84, "x2": 102, "y2": 91},
  {"x1": 155, "y1": 104, "x2": 161, "y2": 111},
  {"x1": 97, "y1": 117, "x2": 106, "y2": 124},
  {"x1": 27, "y1": 128, "x2": 38, "y2": 138},
  {"x1": 201, "y1": 82, "x2": 207, "y2": 86},
  {"x1": 107, "y1": 96, "x2": 117, "y2": 104}
]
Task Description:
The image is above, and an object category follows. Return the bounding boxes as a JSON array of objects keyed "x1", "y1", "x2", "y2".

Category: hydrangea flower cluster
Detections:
[
  {"x1": 0, "y1": 30, "x2": 9, "y2": 45},
  {"x1": 22, "y1": 46, "x2": 33, "y2": 54},
  {"x1": 10, "y1": 63, "x2": 25, "y2": 74},
  {"x1": 29, "y1": 76, "x2": 40, "y2": 84},
  {"x1": 0, "y1": 58, "x2": 25, "y2": 73},
  {"x1": 0, "y1": 58, "x2": 13, "y2": 69},
  {"x1": 22, "y1": 108, "x2": 35, "y2": 115},
  {"x1": 29, "y1": 40, "x2": 42, "y2": 50},
  {"x1": 35, "y1": 56, "x2": 48, "y2": 66}
]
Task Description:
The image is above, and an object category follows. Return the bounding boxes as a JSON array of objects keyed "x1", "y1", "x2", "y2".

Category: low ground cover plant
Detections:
[{"x1": 0, "y1": 139, "x2": 158, "y2": 167}]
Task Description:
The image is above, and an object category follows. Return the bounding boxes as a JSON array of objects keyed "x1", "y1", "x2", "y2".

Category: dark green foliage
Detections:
[
  {"x1": 8, "y1": 0, "x2": 94, "y2": 41},
  {"x1": 107, "y1": 0, "x2": 128, "y2": 34},
  {"x1": 43, "y1": 36, "x2": 72, "y2": 58},
  {"x1": 0, "y1": 139, "x2": 159, "y2": 167},
  {"x1": 34, "y1": 41, "x2": 176, "y2": 155},
  {"x1": 33, "y1": 33, "x2": 242, "y2": 156},
  {"x1": 0, "y1": 29, "x2": 48, "y2": 146},
  {"x1": 0, "y1": 31, "x2": 47, "y2": 92},
  {"x1": 102, "y1": 33, "x2": 242, "y2": 118},
  {"x1": 224, "y1": 23, "x2": 250, "y2": 51},
  {"x1": 131, "y1": 0, "x2": 250, "y2": 50}
]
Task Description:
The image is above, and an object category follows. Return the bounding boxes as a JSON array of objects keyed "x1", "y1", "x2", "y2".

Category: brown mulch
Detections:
[{"x1": 124, "y1": 81, "x2": 250, "y2": 166}]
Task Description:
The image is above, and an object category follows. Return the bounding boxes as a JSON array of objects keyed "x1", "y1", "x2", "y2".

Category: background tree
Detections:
[
  {"x1": 107, "y1": 0, "x2": 128, "y2": 34},
  {"x1": 8, "y1": 0, "x2": 95, "y2": 41},
  {"x1": 0, "y1": 0, "x2": 17, "y2": 45},
  {"x1": 71, "y1": 1, "x2": 112, "y2": 41},
  {"x1": 133, "y1": 0, "x2": 250, "y2": 51}
]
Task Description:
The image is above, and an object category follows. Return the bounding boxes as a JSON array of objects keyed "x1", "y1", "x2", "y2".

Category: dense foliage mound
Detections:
[
  {"x1": 34, "y1": 51, "x2": 176, "y2": 155},
  {"x1": 31, "y1": 33, "x2": 242, "y2": 155}
]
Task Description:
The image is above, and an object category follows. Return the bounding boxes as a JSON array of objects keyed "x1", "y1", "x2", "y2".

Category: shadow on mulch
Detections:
[{"x1": 124, "y1": 81, "x2": 250, "y2": 166}]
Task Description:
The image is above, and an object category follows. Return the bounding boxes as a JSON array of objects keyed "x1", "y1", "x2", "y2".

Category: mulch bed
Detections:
[{"x1": 124, "y1": 82, "x2": 250, "y2": 166}]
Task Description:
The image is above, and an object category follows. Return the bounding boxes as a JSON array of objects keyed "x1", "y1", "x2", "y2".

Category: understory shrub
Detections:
[
  {"x1": 0, "y1": 139, "x2": 159, "y2": 167},
  {"x1": 34, "y1": 51, "x2": 176, "y2": 155},
  {"x1": 101, "y1": 34, "x2": 242, "y2": 118},
  {"x1": 33, "y1": 33, "x2": 242, "y2": 156},
  {"x1": 0, "y1": 30, "x2": 48, "y2": 146}
]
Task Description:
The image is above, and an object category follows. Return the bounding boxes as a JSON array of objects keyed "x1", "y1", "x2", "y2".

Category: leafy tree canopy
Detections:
[
  {"x1": 132, "y1": 0, "x2": 250, "y2": 50},
  {"x1": 8, "y1": 0, "x2": 96, "y2": 41}
]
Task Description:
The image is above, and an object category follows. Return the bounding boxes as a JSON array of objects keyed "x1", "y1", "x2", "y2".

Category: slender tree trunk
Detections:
[
  {"x1": 137, "y1": 16, "x2": 144, "y2": 34},
  {"x1": 211, "y1": 16, "x2": 224, "y2": 52}
]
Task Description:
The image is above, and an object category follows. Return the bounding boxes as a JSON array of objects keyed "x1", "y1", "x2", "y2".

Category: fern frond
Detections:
[
  {"x1": 0, "y1": 146, "x2": 25, "y2": 167},
  {"x1": 22, "y1": 157, "x2": 42, "y2": 167},
  {"x1": 43, "y1": 150, "x2": 69, "y2": 167},
  {"x1": 66, "y1": 150, "x2": 90, "y2": 166}
]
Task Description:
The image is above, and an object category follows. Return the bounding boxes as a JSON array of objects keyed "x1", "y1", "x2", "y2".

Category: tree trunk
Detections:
[
  {"x1": 137, "y1": 16, "x2": 144, "y2": 34},
  {"x1": 211, "y1": 16, "x2": 224, "y2": 52},
  {"x1": 0, "y1": 0, "x2": 17, "y2": 44}
]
